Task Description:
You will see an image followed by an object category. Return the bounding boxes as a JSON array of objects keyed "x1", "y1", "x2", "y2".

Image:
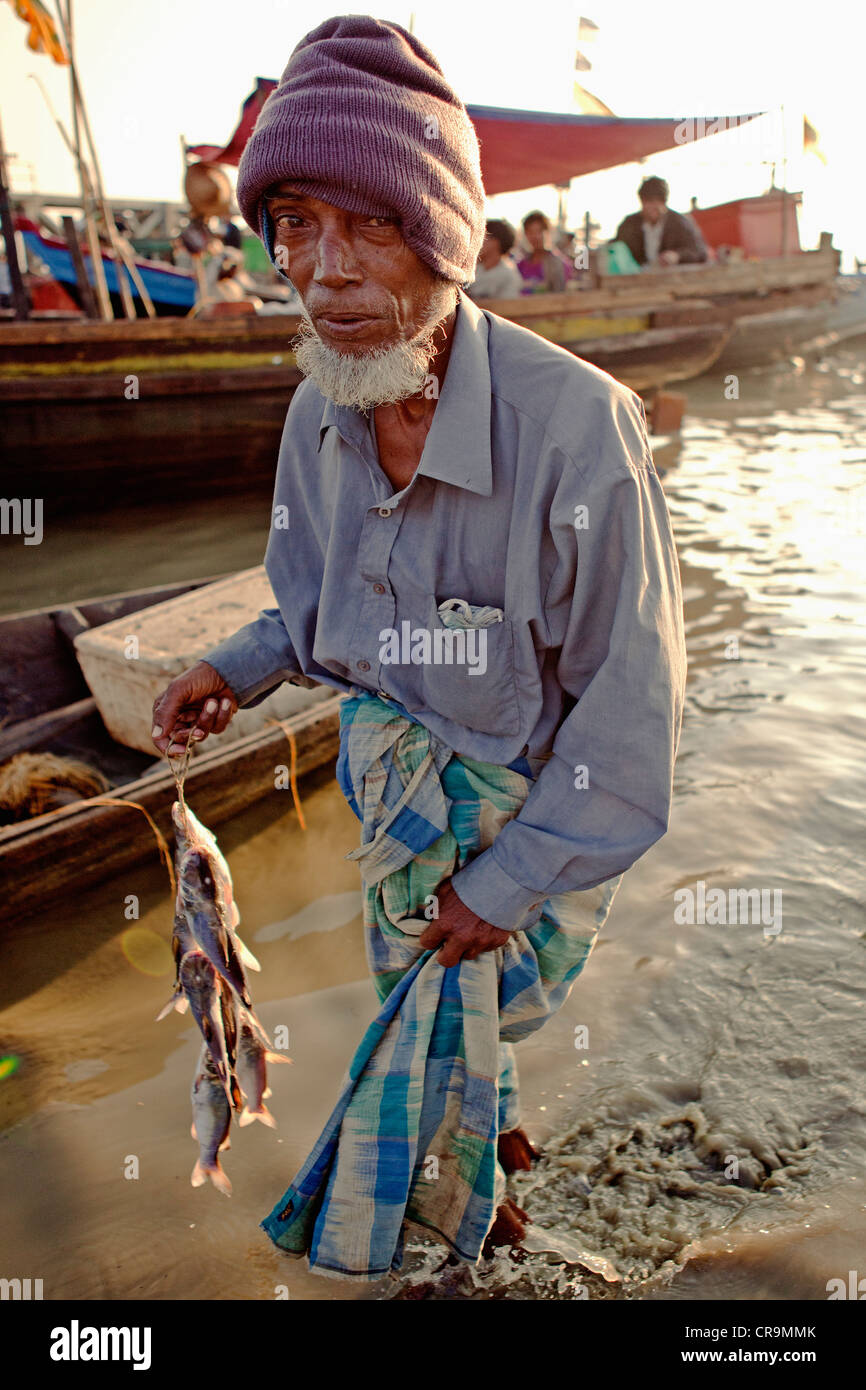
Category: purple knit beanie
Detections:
[{"x1": 236, "y1": 14, "x2": 485, "y2": 284}]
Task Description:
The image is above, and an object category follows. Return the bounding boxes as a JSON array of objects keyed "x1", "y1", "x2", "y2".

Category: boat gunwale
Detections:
[{"x1": 0, "y1": 694, "x2": 344, "y2": 852}]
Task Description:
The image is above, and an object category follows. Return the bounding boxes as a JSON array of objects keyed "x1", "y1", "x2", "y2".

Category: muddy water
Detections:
[{"x1": 1, "y1": 346, "x2": 865, "y2": 1300}]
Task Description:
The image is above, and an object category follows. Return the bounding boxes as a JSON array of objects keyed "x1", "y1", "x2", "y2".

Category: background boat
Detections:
[
  {"x1": 14, "y1": 217, "x2": 197, "y2": 315},
  {"x1": 2, "y1": 240, "x2": 859, "y2": 512}
]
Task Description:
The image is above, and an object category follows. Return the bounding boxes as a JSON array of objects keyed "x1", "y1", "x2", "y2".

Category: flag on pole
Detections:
[
  {"x1": 6, "y1": 0, "x2": 69, "y2": 65},
  {"x1": 575, "y1": 15, "x2": 599, "y2": 71},
  {"x1": 803, "y1": 115, "x2": 827, "y2": 163}
]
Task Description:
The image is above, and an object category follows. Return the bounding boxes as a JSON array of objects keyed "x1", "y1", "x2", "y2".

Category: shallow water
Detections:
[{"x1": 1, "y1": 346, "x2": 865, "y2": 1300}]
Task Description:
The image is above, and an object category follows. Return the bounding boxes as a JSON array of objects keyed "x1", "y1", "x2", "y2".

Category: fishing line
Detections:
[{"x1": 167, "y1": 737, "x2": 194, "y2": 833}]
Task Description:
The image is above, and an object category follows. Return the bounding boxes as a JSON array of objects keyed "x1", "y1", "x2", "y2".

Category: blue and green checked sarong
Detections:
[{"x1": 261, "y1": 691, "x2": 622, "y2": 1280}]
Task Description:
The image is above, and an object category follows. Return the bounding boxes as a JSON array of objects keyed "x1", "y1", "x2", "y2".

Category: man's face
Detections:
[
  {"x1": 265, "y1": 183, "x2": 446, "y2": 353},
  {"x1": 640, "y1": 198, "x2": 667, "y2": 225}
]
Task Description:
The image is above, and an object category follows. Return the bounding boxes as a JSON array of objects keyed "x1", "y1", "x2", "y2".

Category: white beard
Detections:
[{"x1": 292, "y1": 281, "x2": 458, "y2": 409}]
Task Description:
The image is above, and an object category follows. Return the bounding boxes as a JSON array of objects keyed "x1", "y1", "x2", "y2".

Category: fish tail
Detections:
[
  {"x1": 265, "y1": 1051, "x2": 292, "y2": 1065},
  {"x1": 208, "y1": 1161, "x2": 232, "y2": 1195},
  {"x1": 239, "y1": 1104, "x2": 277, "y2": 1129},
  {"x1": 191, "y1": 1157, "x2": 232, "y2": 1195}
]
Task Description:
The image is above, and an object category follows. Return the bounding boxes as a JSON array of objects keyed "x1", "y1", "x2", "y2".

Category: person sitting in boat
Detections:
[
  {"x1": 151, "y1": 14, "x2": 685, "y2": 1281},
  {"x1": 467, "y1": 219, "x2": 523, "y2": 299},
  {"x1": 517, "y1": 210, "x2": 575, "y2": 291},
  {"x1": 615, "y1": 176, "x2": 708, "y2": 268}
]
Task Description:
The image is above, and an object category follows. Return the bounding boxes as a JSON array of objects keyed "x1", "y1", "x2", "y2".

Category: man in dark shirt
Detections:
[{"x1": 615, "y1": 175, "x2": 708, "y2": 267}]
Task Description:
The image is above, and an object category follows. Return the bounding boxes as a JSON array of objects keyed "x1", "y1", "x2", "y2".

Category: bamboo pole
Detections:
[
  {"x1": 0, "y1": 110, "x2": 30, "y2": 320},
  {"x1": 56, "y1": 0, "x2": 136, "y2": 318},
  {"x1": 61, "y1": 212, "x2": 97, "y2": 316},
  {"x1": 51, "y1": 2, "x2": 111, "y2": 318},
  {"x1": 31, "y1": 63, "x2": 153, "y2": 318}
]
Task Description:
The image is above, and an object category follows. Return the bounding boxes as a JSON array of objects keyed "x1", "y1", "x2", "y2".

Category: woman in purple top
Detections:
[{"x1": 518, "y1": 210, "x2": 575, "y2": 293}]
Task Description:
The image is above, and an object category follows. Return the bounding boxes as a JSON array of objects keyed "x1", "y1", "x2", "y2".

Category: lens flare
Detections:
[
  {"x1": 0, "y1": 1055, "x2": 21, "y2": 1080},
  {"x1": 120, "y1": 927, "x2": 173, "y2": 977}
]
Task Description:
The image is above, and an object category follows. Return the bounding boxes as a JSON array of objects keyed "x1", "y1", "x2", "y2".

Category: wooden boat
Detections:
[
  {"x1": 0, "y1": 312, "x2": 305, "y2": 507},
  {"x1": 0, "y1": 577, "x2": 342, "y2": 922},
  {"x1": 2, "y1": 246, "x2": 861, "y2": 512},
  {"x1": 15, "y1": 217, "x2": 197, "y2": 316}
]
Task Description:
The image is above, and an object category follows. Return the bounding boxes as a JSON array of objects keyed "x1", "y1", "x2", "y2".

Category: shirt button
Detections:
[
  {"x1": 372, "y1": 582, "x2": 386, "y2": 594},
  {"x1": 357, "y1": 659, "x2": 370, "y2": 672},
  {"x1": 377, "y1": 506, "x2": 392, "y2": 518}
]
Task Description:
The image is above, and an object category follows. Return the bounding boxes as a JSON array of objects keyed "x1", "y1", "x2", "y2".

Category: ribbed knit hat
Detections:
[{"x1": 236, "y1": 14, "x2": 485, "y2": 284}]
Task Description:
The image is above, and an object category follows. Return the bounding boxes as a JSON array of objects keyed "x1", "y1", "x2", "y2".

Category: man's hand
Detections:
[
  {"x1": 151, "y1": 660, "x2": 239, "y2": 756},
  {"x1": 658, "y1": 249, "x2": 680, "y2": 266},
  {"x1": 418, "y1": 879, "x2": 510, "y2": 967}
]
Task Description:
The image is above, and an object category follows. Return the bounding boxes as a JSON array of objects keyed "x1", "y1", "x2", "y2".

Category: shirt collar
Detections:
[{"x1": 315, "y1": 290, "x2": 493, "y2": 497}]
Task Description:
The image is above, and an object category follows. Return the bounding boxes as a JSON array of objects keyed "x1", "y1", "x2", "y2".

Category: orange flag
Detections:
[{"x1": 7, "y1": 0, "x2": 69, "y2": 65}]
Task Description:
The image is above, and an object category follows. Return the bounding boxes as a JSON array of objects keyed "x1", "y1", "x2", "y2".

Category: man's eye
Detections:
[
  {"x1": 364, "y1": 216, "x2": 397, "y2": 228},
  {"x1": 273, "y1": 213, "x2": 304, "y2": 228}
]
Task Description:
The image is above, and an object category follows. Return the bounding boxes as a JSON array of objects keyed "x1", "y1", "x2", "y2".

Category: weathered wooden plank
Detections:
[
  {"x1": 0, "y1": 613, "x2": 87, "y2": 722},
  {"x1": 0, "y1": 365, "x2": 303, "y2": 401},
  {"x1": 0, "y1": 695, "x2": 344, "y2": 922},
  {"x1": 0, "y1": 697, "x2": 97, "y2": 760},
  {"x1": 576, "y1": 324, "x2": 732, "y2": 392},
  {"x1": 483, "y1": 287, "x2": 678, "y2": 318},
  {"x1": 597, "y1": 248, "x2": 839, "y2": 300},
  {"x1": 480, "y1": 250, "x2": 839, "y2": 320},
  {"x1": 0, "y1": 313, "x2": 303, "y2": 350}
]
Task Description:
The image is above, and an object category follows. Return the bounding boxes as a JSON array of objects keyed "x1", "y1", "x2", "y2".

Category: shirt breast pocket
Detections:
[{"x1": 421, "y1": 596, "x2": 521, "y2": 736}]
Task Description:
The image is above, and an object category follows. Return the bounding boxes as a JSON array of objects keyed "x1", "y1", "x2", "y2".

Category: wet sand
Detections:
[{"x1": 2, "y1": 348, "x2": 865, "y2": 1299}]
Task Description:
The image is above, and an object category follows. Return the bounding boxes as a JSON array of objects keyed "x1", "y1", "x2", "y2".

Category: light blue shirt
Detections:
[{"x1": 203, "y1": 291, "x2": 687, "y2": 929}]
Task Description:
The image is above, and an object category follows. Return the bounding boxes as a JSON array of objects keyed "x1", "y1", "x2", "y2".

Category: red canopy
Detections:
[{"x1": 189, "y1": 83, "x2": 762, "y2": 197}]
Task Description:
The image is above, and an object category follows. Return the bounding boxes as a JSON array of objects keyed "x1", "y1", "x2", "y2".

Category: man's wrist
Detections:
[{"x1": 449, "y1": 852, "x2": 543, "y2": 931}]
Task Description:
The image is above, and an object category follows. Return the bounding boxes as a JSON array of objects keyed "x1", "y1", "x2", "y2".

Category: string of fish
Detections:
[{"x1": 156, "y1": 742, "x2": 290, "y2": 1195}]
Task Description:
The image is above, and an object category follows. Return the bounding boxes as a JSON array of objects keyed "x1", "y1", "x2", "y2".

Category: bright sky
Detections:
[{"x1": 1, "y1": 0, "x2": 863, "y2": 262}]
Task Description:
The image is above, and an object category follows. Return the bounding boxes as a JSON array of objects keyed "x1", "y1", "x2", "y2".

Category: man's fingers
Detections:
[
  {"x1": 152, "y1": 687, "x2": 191, "y2": 752},
  {"x1": 211, "y1": 697, "x2": 236, "y2": 735},
  {"x1": 418, "y1": 920, "x2": 447, "y2": 951},
  {"x1": 190, "y1": 698, "x2": 220, "y2": 739},
  {"x1": 436, "y1": 937, "x2": 467, "y2": 969},
  {"x1": 166, "y1": 720, "x2": 195, "y2": 755},
  {"x1": 437, "y1": 928, "x2": 509, "y2": 967}
]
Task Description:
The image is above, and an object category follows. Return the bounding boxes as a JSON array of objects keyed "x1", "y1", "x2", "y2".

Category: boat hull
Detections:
[
  {"x1": 0, "y1": 577, "x2": 342, "y2": 921},
  {"x1": 3, "y1": 252, "x2": 863, "y2": 513}
]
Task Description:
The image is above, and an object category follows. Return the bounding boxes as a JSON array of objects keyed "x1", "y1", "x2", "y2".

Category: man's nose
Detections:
[{"x1": 313, "y1": 231, "x2": 362, "y2": 288}]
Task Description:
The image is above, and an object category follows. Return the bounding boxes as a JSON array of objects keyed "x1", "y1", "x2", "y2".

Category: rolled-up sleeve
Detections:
[
  {"x1": 201, "y1": 606, "x2": 306, "y2": 709},
  {"x1": 450, "y1": 398, "x2": 687, "y2": 929}
]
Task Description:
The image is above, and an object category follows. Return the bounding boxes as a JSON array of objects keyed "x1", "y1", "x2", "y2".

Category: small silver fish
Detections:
[
  {"x1": 190, "y1": 1047, "x2": 232, "y2": 1195},
  {"x1": 236, "y1": 1016, "x2": 292, "y2": 1128},
  {"x1": 178, "y1": 948, "x2": 242, "y2": 1111},
  {"x1": 173, "y1": 801, "x2": 261, "y2": 970},
  {"x1": 154, "y1": 904, "x2": 195, "y2": 1020},
  {"x1": 180, "y1": 850, "x2": 254, "y2": 1007},
  {"x1": 172, "y1": 802, "x2": 246, "y2": 934}
]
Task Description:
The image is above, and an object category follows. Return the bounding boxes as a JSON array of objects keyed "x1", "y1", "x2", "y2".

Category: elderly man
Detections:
[{"x1": 152, "y1": 15, "x2": 686, "y2": 1282}]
